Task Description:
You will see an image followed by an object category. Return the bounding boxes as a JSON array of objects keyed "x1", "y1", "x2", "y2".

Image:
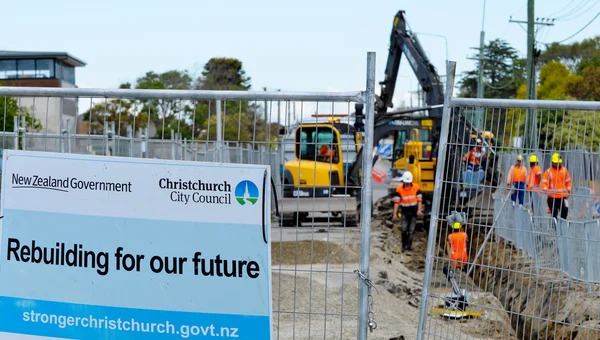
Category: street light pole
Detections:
[{"x1": 413, "y1": 32, "x2": 448, "y2": 65}]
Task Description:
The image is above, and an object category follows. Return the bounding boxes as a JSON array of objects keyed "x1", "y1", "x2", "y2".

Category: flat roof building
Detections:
[{"x1": 0, "y1": 50, "x2": 87, "y2": 134}]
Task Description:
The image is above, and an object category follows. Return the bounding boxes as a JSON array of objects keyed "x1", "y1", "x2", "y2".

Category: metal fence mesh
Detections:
[
  {"x1": 0, "y1": 63, "x2": 377, "y2": 340},
  {"x1": 417, "y1": 61, "x2": 600, "y2": 340}
]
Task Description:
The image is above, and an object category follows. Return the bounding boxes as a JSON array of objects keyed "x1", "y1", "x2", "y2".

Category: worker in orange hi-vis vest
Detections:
[
  {"x1": 462, "y1": 139, "x2": 484, "y2": 171},
  {"x1": 542, "y1": 153, "x2": 571, "y2": 219},
  {"x1": 506, "y1": 155, "x2": 528, "y2": 207},
  {"x1": 392, "y1": 171, "x2": 423, "y2": 256},
  {"x1": 443, "y1": 211, "x2": 469, "y2": 277},
  {"x1": 527, "y1": 154, "x2": 543, "y2": 213}
]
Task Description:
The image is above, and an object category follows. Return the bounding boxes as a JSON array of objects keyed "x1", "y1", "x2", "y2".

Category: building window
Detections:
[
  {"x1": 0, "y1": 60, "x2": 17, "y2": 79},
  {"x1": 62, "y1": 65, "x2": 75, "y2": 84},
  {"x1": 36, "y1": 59, "x2": 55, "y2": 78},
  {"x1": 0, "y1": 58, "x2": 56, "y2": 80},
  {"x1": 17, "y1": 60, "x2": 36, "y2": 79}
]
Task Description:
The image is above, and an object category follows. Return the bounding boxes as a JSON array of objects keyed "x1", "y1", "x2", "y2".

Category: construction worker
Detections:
[
  {"x1": 443, "y1": 211, "x2": 469, "y2": 274},
  {"x1": 527, "y1": 154, "x2": 543, "y2": 212},
  {"x1": 462, "y1": 139, "x2": 484, "y2": 171},
  {"x1": 542, "y1": 153, "x2": 571, "y2": 219},
  {"x1": 318, "y1": 143, "x2": 336, "y2": 162},
  {"x1": 392, "y1": 171, "x2": 423, "y2": 255},
  {"x1": 506, "y1": 155, "x2": 527, "y2": 207}
]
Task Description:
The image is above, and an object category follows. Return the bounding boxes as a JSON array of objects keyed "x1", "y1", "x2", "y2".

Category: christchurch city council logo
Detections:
[{"x1": 235, "y1": 180, "x2": 259, "y2": 206}]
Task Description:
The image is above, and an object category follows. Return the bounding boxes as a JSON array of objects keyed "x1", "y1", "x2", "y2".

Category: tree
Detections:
[
  {"x1": 567, "y1": 65, "x2": 600, "y2": 101},
  {"x1": 193, "y1": 58, "x2": 263, "y2": 143},
  {"x1": 196, "y1": 58, "x2": 251, "y2": 91},
  {"x1": 81, "y1": 83, "x2": 149, "y2": 136},
  {"x1": 80, "y1": 57, "x2": 276, "y2": 145},
  {"x1": 538, "y1": 36, "x2": 600, "y2": 74},
  {"x1": 458, "y1": 39, "x2": 527, "y2": 99},
  {"x1": 80, "y1": 97, "x2": 148, "y2": 136},
  {"x1": 0, "y1": 95, "x2": 42, "y2": 133},
  {"x1": 133, "y1": 70, "x2": 194, "y2": 138},
  {"x1": 507, "y1": 61, "x2": 600, "y2": 150}
]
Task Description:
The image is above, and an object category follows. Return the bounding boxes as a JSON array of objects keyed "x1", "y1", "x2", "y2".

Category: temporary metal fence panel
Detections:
[
  {"x1": 531, "y1": 215, "x2": 560, "y2": 271},
  {"x1": 418, "y1": 60, "x2": 600, "y2": 340},
  {"x1": 0, "y1": 51, "x2": 377, "y2": 340},
  {"x1": 585, "y1": 220, "x2": 600, "y2": 282}
]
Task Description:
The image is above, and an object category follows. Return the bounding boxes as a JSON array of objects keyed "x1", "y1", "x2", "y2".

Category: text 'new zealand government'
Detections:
[{"x1": 11, "y1": 174, "x2": 132, "y2": 193}]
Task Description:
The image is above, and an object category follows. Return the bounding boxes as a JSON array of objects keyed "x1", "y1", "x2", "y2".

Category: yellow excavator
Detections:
[
  {"x1": 277, "y1": 10, "x2": 501, "y2": 228},
  {"x1": 279, "y1": 114, "x2": 364, "y2": 227}
]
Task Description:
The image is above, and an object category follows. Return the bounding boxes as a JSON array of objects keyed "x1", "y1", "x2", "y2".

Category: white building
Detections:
[{"x1": 0, "y1": 51, "x2": 87, "y2": 135}]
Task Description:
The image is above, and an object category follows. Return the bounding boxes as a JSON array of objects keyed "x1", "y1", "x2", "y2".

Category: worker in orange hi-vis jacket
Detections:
[
  {"x1": 443, "y1": 211, "x2": 469, "y2": 278},
  {"x1": 542, "y1": 153, "x2": 571, "y2": 219},
  {"x1": 392, "y1": 171, "x2": 423, "y2": 256},
  {"x1": 527, "y1": 154, "x2": 543, "y2": 213},
  {"x1": 506, "y1": 155, "x2": 528, "y2": 207}
]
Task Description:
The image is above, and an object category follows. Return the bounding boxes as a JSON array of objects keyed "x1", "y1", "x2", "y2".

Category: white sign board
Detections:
[{"x1": 0, "y1": 150, "x2": 272, "y2": 339}]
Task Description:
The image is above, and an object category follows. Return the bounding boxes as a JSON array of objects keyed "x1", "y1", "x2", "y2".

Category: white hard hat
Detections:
[{"x1": 400, "y1": 171, "x2": 413, "y2": 183}]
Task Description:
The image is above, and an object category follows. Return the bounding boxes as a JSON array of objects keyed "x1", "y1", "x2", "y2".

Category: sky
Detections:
[{"x1": 1, "y1": 0, "x2": 599, "y2": 120}]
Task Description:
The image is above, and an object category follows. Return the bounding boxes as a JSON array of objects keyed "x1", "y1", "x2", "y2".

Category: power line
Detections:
[
  {"x1": 553, "y1": 0, "x2": 591, "y2": 19},
  {"x1": 540, "y1": 12, "x2": 600, "y2": 44},
  {"x1": 546, "y1": 0, "x2": 579, "y2": 18},
  {"x1": 556, "y1": 0, "x2": 600, "y2": 21}
]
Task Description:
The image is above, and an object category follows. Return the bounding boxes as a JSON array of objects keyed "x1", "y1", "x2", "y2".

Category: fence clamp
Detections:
[{"x1": 354, "y1": 269, "x2": 377, "y2": 332}]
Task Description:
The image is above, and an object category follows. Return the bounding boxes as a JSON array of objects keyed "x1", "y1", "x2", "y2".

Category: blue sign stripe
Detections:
[{"x1": 0, "y1": 296, "x2": 270, "y2": 339}]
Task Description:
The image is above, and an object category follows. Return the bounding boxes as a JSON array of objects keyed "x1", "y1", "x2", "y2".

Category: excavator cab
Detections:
[
  {"x1": 389, "y1": 120, "x2": 436, "y2": 204},
  {"x1": 279, "y1": 119, "x2": 361, "y2": 227}
]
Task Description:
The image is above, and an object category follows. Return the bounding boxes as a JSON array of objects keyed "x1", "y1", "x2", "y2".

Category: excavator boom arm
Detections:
[{"x1": 378, "y1": 10, "x2": 445, "y2": 118}]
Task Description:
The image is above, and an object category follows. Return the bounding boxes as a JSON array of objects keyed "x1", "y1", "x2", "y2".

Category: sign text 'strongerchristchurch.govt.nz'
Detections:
[{"x1": 0, "y1": 149, "x2": 272, "y2": 339}]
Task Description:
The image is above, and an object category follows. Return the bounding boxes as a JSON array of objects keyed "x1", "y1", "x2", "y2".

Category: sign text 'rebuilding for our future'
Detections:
[{"x1": 0, "y1": 149, "x2": 272, "y2": 339}]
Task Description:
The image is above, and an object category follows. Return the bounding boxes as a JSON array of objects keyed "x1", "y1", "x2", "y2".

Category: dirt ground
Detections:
[
  {"x1": 471, "y1": 230, "x2": 600, "y2": 340},
  {"x1": 270, "y1": 196, "x2": 517, "y2": 340}
]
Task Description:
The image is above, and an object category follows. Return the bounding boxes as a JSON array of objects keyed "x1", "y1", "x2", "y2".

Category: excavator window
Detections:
[
  {"x1": 296, "y1": 126, "x2": 340, "y2": 164},
  {"x1": 418, "y1": 128, "x2": 430, "y2": 142},
  {"x1": 392, "y1": 130, "x2": 408, "y2": 161}
]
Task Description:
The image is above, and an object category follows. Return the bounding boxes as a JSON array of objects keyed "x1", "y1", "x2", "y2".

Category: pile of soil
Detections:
[{"x1": 470, "y1": 231, "x2": 600, "y2": 339}]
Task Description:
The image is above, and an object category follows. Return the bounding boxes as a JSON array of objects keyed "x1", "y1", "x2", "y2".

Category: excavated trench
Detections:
[
  {"x1": 373, "y1": 190, "x2": 600, "y2": 339},
  {"x1": 468, "y1": 225, "x2": 600, "y2": 339}
]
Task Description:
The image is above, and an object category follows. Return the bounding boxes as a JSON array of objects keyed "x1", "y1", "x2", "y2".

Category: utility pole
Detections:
[
  {"x1": 509, "y1": 8, "x2": 554, "y2": 150},
  {"x1": 526, "y1": 0, "x2": 536, "y2": 151},
  {"x1": 466, "y1": 0, "x2": 487, "y2": 131}
]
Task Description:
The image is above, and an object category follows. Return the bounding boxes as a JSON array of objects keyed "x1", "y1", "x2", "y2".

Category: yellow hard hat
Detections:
[
  {"x1": 551, "y1": 153, "x2": 562, "y2": 163},
  {"x1": 452, "y1": 222, "x2": 461, "y2": 230},
  {"x1": 529, "y1": 154, "x2": 538, "y2": 163},
  {"x1": 516, "y1": 155, "x2": 523, "y2": 161}
]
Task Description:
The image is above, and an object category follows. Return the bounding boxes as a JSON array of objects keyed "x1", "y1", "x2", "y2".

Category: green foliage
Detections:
[
  {"x1": 506, "y1": 61, "x2": 600, "y2": 150},
  {"x1": 196, "y1": 58, "x2": 251, "y2": 91},
  {"x1": 538, "y1": 36, "x2": 600, "y2": 74},
  {"x1": 80, "y1": 97, "x2": 148, "y2": 136},
  {"x1": 458, "y1": 39, "x2": 527, "y2": 99},
  {"x1": 81, "y1": 58, "x2": 276, "y2": 144},
  {"x1": 0, "y1": 93, "x2": 42, "y2": 133}
]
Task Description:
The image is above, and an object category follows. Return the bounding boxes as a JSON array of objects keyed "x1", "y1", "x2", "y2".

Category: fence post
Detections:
[
  {"x1": 216, "y1": 99, "x2": 222, "y2": 163},
  {"x1": 66, "y1": 118, "x2": 72, "y2": 154},
  {"x1": 357, "y1": 51, "x2": 376, "y2": 340},
  {"x1": 127, "y1": 126, "x2": 133, "y2": 157},
  {"x1": 13, "y1": 116, "x2": 18, "y2": 150},
  {"x1": 416, "y1": 60, "x2": 457, "y2": 340}
]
